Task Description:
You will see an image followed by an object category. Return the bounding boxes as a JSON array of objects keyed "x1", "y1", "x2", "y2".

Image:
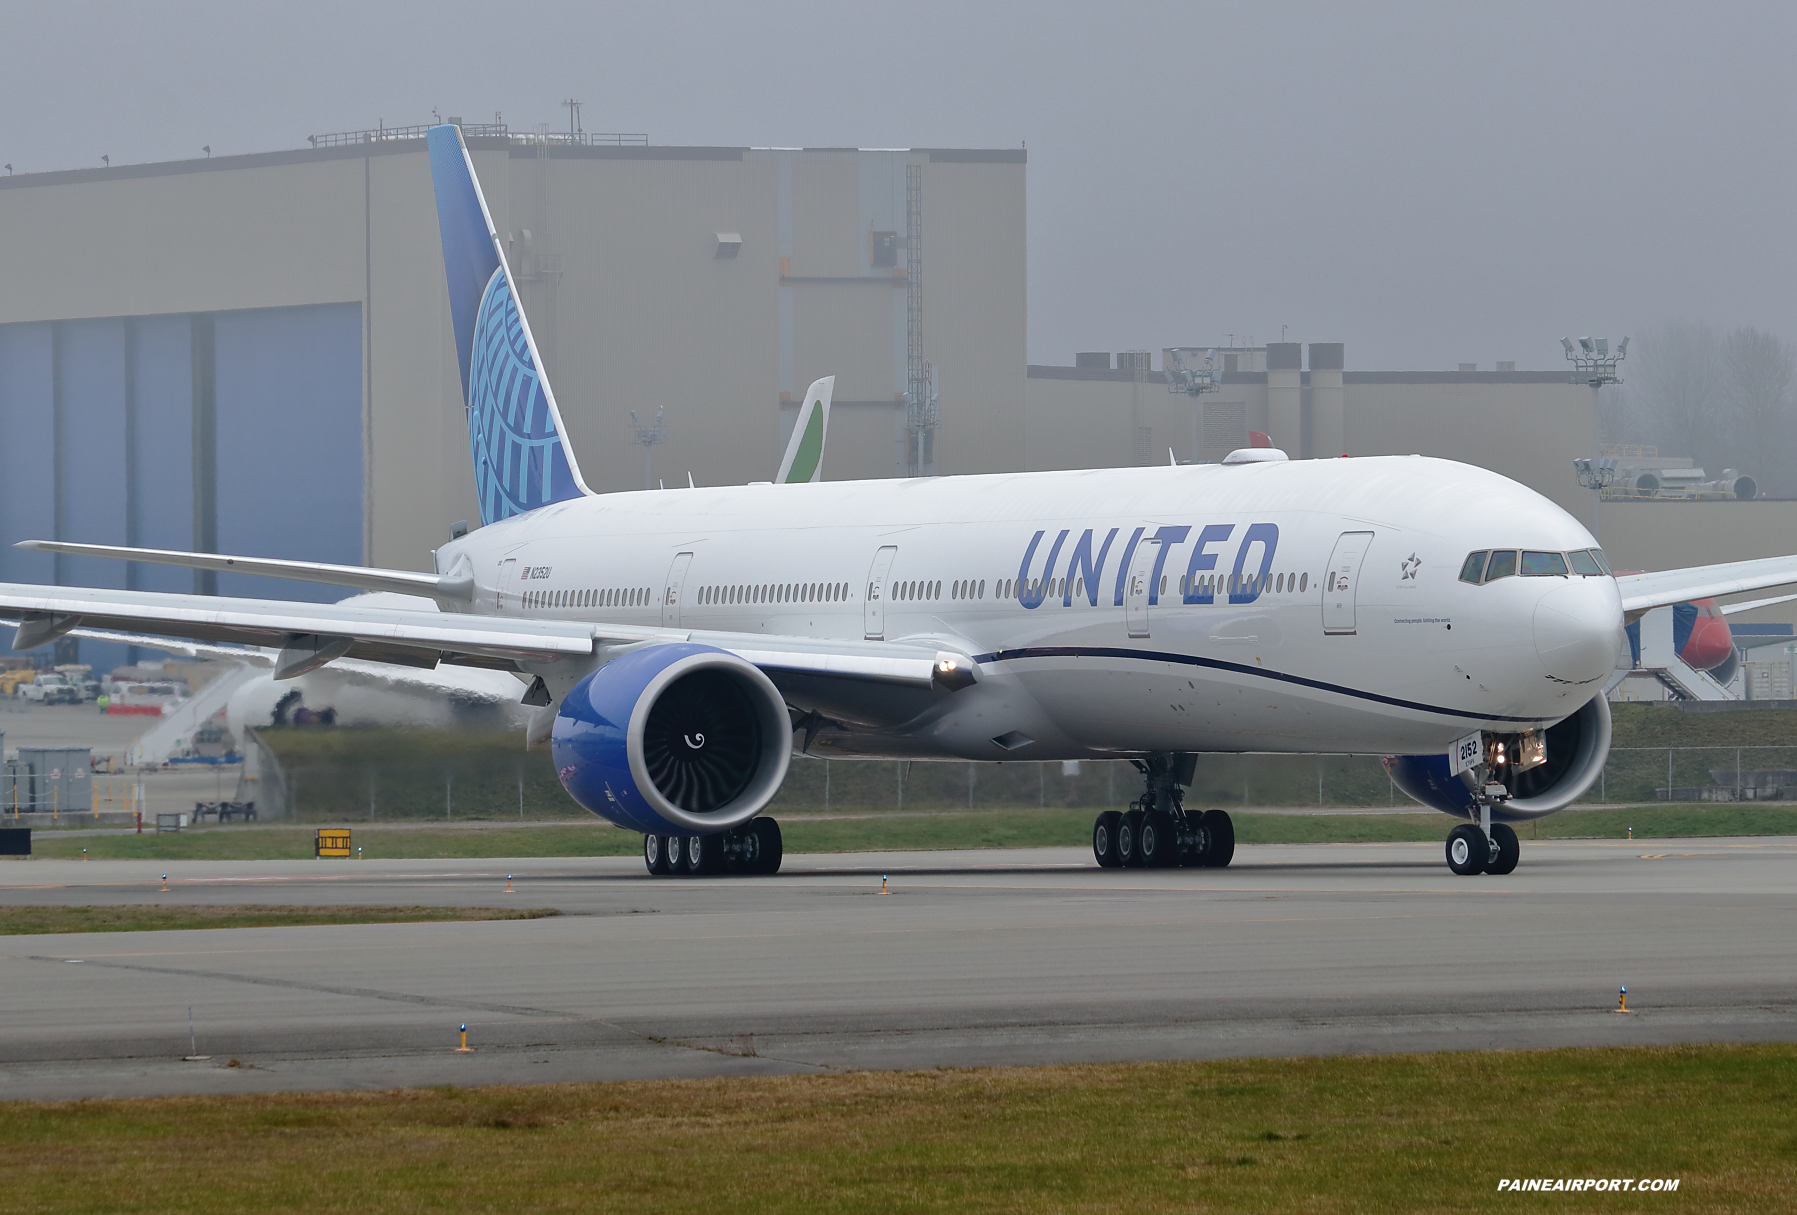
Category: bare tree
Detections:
[
  {"x1": 1629, "y1": 319, "x2": 1722, "y2": 470},
  {"x1": 1722, "y1": 326, "x2": 1796, "y2": 495}
]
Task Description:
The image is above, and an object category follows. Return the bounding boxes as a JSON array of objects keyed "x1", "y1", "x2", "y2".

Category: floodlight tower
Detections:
[
  {"x1": 629, "y1": 408, "x2": 670, "y2": 490},
  {"x1": 1166, "y1": 348, "x2": 1221, "y2": 462},
  {"x1": 1562, "y1": 335, "x2": 1627, "y2": 541}
]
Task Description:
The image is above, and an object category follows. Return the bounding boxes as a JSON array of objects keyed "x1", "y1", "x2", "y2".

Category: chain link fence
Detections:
[{"x1": 256, "y1": 728, "x2": 1797, "y2": 824}]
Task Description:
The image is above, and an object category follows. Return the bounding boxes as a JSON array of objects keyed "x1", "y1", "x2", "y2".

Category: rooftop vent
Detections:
[
  {"x1": 715, "y1": 232, "x2": 742, "y2": 259},
  {"x1": 1074, "y1": 352, "x2": 1111, "y2": 370}
]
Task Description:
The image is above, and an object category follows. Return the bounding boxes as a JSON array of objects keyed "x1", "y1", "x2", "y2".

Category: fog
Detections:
[{"x1": 2, "y1": 0, "x2": 1792, "y2": 372}]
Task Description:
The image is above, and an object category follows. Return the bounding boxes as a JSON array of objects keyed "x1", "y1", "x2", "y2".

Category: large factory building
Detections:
[{"x1": 5, "y1": 121, "x2": 1796, "y2": 676}]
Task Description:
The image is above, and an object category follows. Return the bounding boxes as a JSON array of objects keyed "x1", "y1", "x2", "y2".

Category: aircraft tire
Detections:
[
  {"x1": 644, "y1": 832, "x2": 671, "y2": 876},
  {"x1": 688, "y1": 832, "x2": 726, "y2": 875},
  {"x1": 1138, "y1": 810, "x2": 1177, "y2": 868},
  {"x1": 1200, "y1": 809, "x2": 1235, "y2": 868},
  {"x1": 1446, "y1": 823, "x2": 1488, "y2": 876},
  {"x1": 1092, "y1": 811, "x2": 1123, "y2": 868},
  {"x1": 752, "y1": 817, "x2": 784, "y2": 875},
  {"x1": 1117, "y1": 810, "x2": 1145, "y2": 868},
  {"x1": 1487, "y1": 823, "x2": 1520, "y2": 875}
]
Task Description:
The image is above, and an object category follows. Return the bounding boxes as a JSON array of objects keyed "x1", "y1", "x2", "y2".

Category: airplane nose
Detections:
[{"x1": 1533, "y1": 583, "x2": 1623, "y2": 684}]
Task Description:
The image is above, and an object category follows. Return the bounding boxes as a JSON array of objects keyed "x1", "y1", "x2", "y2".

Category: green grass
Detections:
[
  {"x1": 0, "y1": 1045, "x2": 1789, "y2": 1212},
  {"x1": 23, "y1": 801, "x2": 1797, "y2": 862},
  {"x1": 0, "y1": 904, "x2": 560, "y2": 935}
]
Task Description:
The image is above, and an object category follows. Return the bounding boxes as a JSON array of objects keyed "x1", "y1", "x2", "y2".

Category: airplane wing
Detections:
[
  {"x1": 17, "y1": 539, "x2": 473, "y2": 602},
  {"x1": 0, "y1": 583, "x2": 970, "y2": 691},
  {"x1": 1615, "y1": 555, "x2": 1797, "y2": 616}
]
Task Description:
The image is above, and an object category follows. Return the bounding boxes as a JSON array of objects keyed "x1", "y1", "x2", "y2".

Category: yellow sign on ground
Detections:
[{"x1": 315, "y1": 828, "x2": 352, "y2": 858}]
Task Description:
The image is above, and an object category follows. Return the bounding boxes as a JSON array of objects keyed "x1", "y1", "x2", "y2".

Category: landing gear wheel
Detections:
[
  {"x1": 1446, "y1": 823, "x2": 1488, "y2": 876},
  {"x1": 644, "y1": 832, "x2": 672, "y2": 876},
  {"x1": 1138, "y1": 810, "x2": 1177, "y2": 868},
  {"x1": 1117, "y1": 809, "x2": 1144, "y2": 868},
  {"x1": 1487, "y1": 822, "x2": 1519, "y2": 875},
  {"x1": 665, "y1": 835, "x2": 690, "y2": 875},
  {"x1": 751, "y1": 817, "x2": 783, "y2": 875},
  {"x1": 1199, "y1": 809, "x2": 1234, "y2": 868},
  {"x1": 1092, "y1": 811, "x2": 1122, "y2": 868},
  {"x1": 687, "y1": 832, "x2": 725, "y2": 875}
]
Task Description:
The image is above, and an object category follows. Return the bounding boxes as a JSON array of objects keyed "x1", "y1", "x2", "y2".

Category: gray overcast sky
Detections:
[{"x1": 3, "y1": 1, "x2": 1791, "y2": 371}]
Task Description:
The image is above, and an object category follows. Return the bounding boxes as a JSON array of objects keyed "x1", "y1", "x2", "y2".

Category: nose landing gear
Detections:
[
  {"x1": 1445, "y1": 777, "x2": 1521, "y2": 876},
  {"x1": 1090, "y1": 754, "x2": 1234, "y2": 870}
]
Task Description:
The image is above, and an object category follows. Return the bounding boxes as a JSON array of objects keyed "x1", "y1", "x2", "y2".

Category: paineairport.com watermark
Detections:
[{"x1": 1499, "y1": 1179, "x2": 1680, "y2": 1193}]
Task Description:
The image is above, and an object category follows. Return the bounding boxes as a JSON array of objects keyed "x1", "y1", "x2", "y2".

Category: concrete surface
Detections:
[{"x1": 2, "y1": 836, "x2": 1794, "y2": 1099}]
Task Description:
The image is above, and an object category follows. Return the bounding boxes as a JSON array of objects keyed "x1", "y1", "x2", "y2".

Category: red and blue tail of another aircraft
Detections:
[{"x1": 427, "y1": 124, "x2": 592, "y2": 526}]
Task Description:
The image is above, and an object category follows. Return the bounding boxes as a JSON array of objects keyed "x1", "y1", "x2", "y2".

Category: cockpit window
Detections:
[
  {"x1": 1589, "y1": 548, "x2": 1612, "y2": 575},
  {"x1": 1459, "y1": 552, "x2": 1488, "y2": 583},
  {"x1": 1567, "y1": 550, "x2": 1604, "y2": 576},
  {"x1": 1521, "y1": 551, "x2": 1570, "y2": 576},
  {"x1": 1483, "y1": 550, "x2": 1517, "y2": 581}
]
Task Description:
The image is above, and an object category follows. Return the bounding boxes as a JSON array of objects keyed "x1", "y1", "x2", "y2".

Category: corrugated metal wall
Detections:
[{"x1": 0, "y1": 302, "x2": 363, "y2": 673}]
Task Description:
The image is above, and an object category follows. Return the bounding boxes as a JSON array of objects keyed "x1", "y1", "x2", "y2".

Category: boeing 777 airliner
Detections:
[{"x1": 7, "y1": 125, "x2": 1794, "y2": 878}]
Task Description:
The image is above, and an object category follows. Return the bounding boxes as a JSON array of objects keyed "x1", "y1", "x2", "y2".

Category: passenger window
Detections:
[
  {"x1": 1484, "y1": 550, "x2": 1517, "y2": 581},
  {"x1": 1567, "y1": 550, "x2": 1603, "y2": 576},
  {"x1": 1299, "y1": 573, "x2": 1307, "y2": 593},
  {"x1": 1459, "y1": 552, "x2": 1488, "y2": 583},
  {"x1": 1521, "y1": 551, "x2": 1569, "y2": 576}
]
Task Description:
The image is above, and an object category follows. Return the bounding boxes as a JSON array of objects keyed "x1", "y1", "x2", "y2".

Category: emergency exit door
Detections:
[
  {"x1": 864, "y1": 546, "x2": 898, "y2": 640},
  {"x1": 1125, "y1": 537, "x2": 1161, "y2": 639},
  {"x1": 661, "y1": 552, "x2": 693, "y2": 627},
  {"x1": 1322, "y1": 531, "x2": 1373, "y2": 634}
]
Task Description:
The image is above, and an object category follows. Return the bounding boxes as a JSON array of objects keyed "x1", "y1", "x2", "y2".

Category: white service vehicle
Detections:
[
  {"x1": 5, "y1": 125, "x2": 1796, "y2": 879},
  {"x1": 18, "y1": 672, "x2": 79, "y2": 705}
]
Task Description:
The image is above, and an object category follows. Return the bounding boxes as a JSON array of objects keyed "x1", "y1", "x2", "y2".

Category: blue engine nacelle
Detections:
[
  {"x1": 1384, "y1": 694, "x2": 1612, "y2": 823},
  {"x1": 551, "y1": 643, "x2": 792, "y2": 835}
]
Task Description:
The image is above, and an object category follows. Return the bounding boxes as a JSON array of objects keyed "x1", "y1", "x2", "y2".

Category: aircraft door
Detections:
[
  {"x1": 662, "y1": 552, "x2": 694, "y2": 627},
  {"x1": 496, "y1": 558, "x2": 519, "y2": 611},
  {"x1": 1125, "y1": 537, "x2": 1161, "y2": 639},
  {"x1": 1322, "y1": 531, "x2": 1374, "y2": 635},
  {"x1": 864, "y1": 545, "x2": 899, "y2": 640}
]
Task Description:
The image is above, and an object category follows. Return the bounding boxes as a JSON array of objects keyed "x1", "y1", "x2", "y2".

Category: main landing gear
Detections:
[
  {"x1": 1444, "y1": 777, "x2": 1520, "y2": 877},
  {"x1": 644, "y1": 817, "x2": 783, "y2": 877},
  {"x1": 1092, "y1": 753, "x2": 1235, "y2": 870}
]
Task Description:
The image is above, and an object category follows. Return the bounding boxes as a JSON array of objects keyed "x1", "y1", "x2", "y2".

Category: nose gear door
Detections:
[
  {"x1": 864, "y1": 546, "x2": 899, "y2": 640},
  {"x1": 1322, "y1": 531, "x2": 1374, "y2": 635},
  {"x1": 1125, "y1": 537, "x2": 1161, "y2": 639},
  {"x1": 661, "y1": 552, "x2": 694, "y2": 627}
]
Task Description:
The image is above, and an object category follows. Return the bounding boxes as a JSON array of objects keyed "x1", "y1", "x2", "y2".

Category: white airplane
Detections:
[{"x1": 7, "y1": 124, "x2": 1796, "y2": 879}]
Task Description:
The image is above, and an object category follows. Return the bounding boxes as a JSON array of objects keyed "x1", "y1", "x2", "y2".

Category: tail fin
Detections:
[
  {"x1": 426, "y1": 124, "x2": 592, "y2": 525},
  {"x1": 776, "y1": 376, "x2": 834, "y2": 484}
]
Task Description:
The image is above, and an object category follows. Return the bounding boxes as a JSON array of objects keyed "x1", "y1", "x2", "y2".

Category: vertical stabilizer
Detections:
[
  {"x1": 426, "y1": 124, "x2": 592, "y2": 525},
  {"x1": 777, "y1": 376, "x2": 834, "y2": 484}
]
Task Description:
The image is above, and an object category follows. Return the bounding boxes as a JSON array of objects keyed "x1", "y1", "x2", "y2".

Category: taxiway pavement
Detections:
[{"x1": 3, "y1": 836, "x2": 1794, "y2": 1099}]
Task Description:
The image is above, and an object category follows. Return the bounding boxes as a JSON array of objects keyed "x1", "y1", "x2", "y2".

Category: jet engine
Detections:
[
  {"x1": 551, "y1": 643, "x2": 792, "y2": 835},
  {"x1": 1384, "y1": 694, "x2": 1612, "y2": 823}
]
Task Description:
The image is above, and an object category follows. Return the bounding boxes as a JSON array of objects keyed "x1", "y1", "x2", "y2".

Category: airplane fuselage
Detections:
[{"x1": 437, "y1": 454, "x2": 1625, "y2": 762}]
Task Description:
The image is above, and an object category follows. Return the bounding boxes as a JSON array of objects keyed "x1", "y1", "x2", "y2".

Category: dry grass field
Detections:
[{"x1": 0, "y1": 1045, "x2": 1790, "y2": 1213}]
